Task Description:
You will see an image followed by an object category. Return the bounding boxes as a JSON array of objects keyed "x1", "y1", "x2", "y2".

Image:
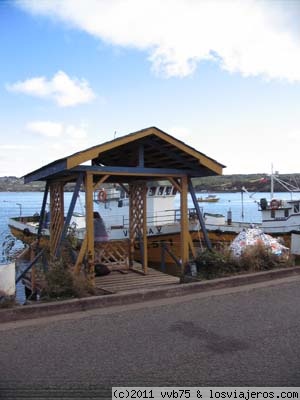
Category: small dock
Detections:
[{"x1": 95, "y1": 266, "x2": 179, "y2": 294}]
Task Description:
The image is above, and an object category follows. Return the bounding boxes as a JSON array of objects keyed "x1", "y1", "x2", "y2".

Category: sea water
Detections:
[
  {"x1": 1, "y1": 190, "x2": 299, "y2": 303},
  {"x1": 0, "y1": 192, "x2": 86, "y2": 304},
  {"x1": 2, "y1": 190, "x2": 300, "y2": 248}
]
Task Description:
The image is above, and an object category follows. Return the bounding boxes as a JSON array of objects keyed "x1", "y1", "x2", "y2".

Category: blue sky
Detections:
[{"x1": 1, "y1": 0, "x2": 300, "y2": 177}]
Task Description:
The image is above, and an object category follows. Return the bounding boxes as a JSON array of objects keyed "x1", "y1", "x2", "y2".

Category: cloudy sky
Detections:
[{"x1": 1, "y1": 0, "x2": 300, "y2": 177}]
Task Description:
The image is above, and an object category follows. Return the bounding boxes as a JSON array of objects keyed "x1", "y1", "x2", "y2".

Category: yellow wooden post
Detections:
[
  {"x1": 142, "y1": 184, "x2": 148, "y2": 274},
  {"x1": 30, "y1": 245, "x2": 36, "y2": 294},
  {"x1": 74, "y1": 235, "x2": 87, "y2": 275},
  {"x1": 49, "y1": 181, "x2": 64, "y2": 257},
  {"x1": 187, "y1": 233, "x2": 196, "y2": 259},
  {"x1": 180, "y1": 175, "x2": 189, "y2": 275},
  {"x1": 85, "y1": 172, "x2": 95, "y2": 285},
  {"x1": 129, "y1": 182, "x2": 148, "y2": 273},
  {"x1": 128, "y1": 185, "x2": 134, "y2": 268}
]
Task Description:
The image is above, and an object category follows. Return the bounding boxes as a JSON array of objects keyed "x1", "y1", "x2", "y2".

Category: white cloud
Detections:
[
  {"x1": 0, "y1": 120, "x2": 91, "y2": 175},
  {"x1": 0, "y1": 144, "x2": 31, "y2": 150},
  {"x1": 287, "y1": 130, "x2": 300, "y2": 142},
  {"x1": 17, "y1": 0, "x2": 300, "y2": 81},
  {"x1": 20, "y1": 120, "x2": 90, "y2": 173},
  {"x1": 65, "y1": 124, "x2": 87, "y2": 140},
  {"x1": 27, "y1": 120, "x2": 88, "y2": 140},
  {"x1": 26, "y1": 121, "x2": 63, "y2": 137},
  {"x1": 7, "y1": 70, "x2": 96, "y2": 107}
]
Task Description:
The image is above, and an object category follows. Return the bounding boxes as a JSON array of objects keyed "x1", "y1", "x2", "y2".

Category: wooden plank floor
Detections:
[{"x1": 95, "y1": 266, "x2": 179, "y2": 294}]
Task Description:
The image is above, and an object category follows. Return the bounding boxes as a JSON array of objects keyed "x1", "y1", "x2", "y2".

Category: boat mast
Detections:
[
  {"x1": 270, "y1": 165, "x2": 299, "y2": 199},
  {"x1": 270, "y1": 164, "x2": 274, "y2": 199}
]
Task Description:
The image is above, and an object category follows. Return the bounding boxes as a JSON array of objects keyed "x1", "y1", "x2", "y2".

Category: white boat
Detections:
[
  {"x1": 8, "y1": 182, "x2": 208, "y2": 265},
  {"x1": 197, "y1": 171, "x2": 300, "y2": 245},
  {"x1": 8, "y1": 173, "x2": 300, "y2": 258}
]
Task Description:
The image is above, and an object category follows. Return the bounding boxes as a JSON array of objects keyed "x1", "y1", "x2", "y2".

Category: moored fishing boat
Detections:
[
  {"x1": 197, "y1": 194, "x2": 220, "y2": 203},
  {"x1": 8, "y1": 182, "x2": 213, "y2": 265},
  {"x1": 197, "y1": 171, "x2": 300, "y2": 246},
  {"x1": 9, "y1": 180, "x2": 300, "y2": 260}
]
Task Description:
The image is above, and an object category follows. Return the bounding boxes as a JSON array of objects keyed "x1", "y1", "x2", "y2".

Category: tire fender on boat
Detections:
[
  {"x1": 270, "y1": 199, "x2": 280, "y2": 209},
  {"x1": 97, "y1": 189, "x2": 107, "y2": 202},
  {"x1": 23, "y1": 228, "x2": 30, "y2": 236}
]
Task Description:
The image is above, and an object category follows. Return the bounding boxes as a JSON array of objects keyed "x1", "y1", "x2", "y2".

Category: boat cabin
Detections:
[{"x1": 259, "y1": 197, "x2": 300, "y2": 233}]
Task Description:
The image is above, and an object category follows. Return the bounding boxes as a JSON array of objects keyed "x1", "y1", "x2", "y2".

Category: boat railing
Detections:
[{"x1": 120, "y1": 207, "x2": 200, "y2": 228}]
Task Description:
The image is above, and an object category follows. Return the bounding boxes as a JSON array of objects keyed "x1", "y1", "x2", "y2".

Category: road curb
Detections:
[{"x1": 1, "y1": 266, "x2": 300, "y2": 323}]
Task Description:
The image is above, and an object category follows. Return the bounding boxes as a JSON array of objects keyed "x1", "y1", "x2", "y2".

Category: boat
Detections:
[
  {"x1": 197, "y1": 194, "x2": 219, "y2": 203},
  {"x1": 8, "y1": 172, "x2": 300, "y2": 264},
  {"x1": 8, "y1": 182, "x2": 210, "y2": 266},
  {"x1": 199, "y1": 171, "x2": 300, "y2": 246}
]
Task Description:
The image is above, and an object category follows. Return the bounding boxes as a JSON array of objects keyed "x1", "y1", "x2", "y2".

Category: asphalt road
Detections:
[{"x1": 1, "y1": 277, "x2": 300, "y2": 399}]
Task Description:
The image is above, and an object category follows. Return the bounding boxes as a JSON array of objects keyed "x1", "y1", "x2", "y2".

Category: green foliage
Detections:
[
  {"x1": 195, "y1": 248, "x2": 238, "y2": 280},
  {"x1": 195, "y1": 244, "x2": 292, "y2": 280},
  {"x1": 43, "y1": 259, "x2": 74, "y2": 299},
  {"x1": 43, "y1": 258, "x2": 94, "y2": 299}
]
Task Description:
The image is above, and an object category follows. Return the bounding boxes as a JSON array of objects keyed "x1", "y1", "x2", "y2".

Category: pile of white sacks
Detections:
[{"x1": 230, "y1": 228, "x2": 288, "y2": 258}]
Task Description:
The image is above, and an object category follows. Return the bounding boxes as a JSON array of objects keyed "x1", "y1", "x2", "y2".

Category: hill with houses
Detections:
[{"x1": 1, "y1": 174, "x2": 300, "y2": 193}]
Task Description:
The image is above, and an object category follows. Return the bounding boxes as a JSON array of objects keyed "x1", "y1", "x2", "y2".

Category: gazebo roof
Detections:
[{"x1": 24, "y1": 126, "x2": 225, "y2": 183}]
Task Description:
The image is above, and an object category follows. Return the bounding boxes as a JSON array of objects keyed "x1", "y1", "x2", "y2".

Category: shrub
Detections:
[
  {"x1": 43, "y1": 258, "x2": 95, "y2": 299},
  {"x1": 195, "y1": 244, "x2": 292, "y2": 280},
  {"x1": 238, "y1": 243, "x2": 290, "y2": 272},
  {"x1": 43, "y1": 259, "x2": 75, "y2": 299},
  {"x1": 195, "y1": 248, "x2": 238, "y2": 280}
]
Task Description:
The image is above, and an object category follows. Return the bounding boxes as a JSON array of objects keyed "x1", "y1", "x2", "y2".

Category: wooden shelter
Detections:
[{"x1": 24, "y1": 127, "x2": 225, "y2": 283}]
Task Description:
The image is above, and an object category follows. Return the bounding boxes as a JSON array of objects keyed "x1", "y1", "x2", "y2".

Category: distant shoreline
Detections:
[{"x1": 1, "y1": 174, "x2": 300, "y2": 193}]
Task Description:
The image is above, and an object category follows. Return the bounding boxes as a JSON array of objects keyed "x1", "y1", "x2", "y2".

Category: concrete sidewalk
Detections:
[{"x1": 1, "y1": 266, "x2": 300, "y2": 323}]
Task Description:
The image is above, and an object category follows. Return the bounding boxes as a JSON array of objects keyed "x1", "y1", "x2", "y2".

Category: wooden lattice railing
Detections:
[
  {"x1": 49, "y1": 182, "x2": 64, "y2": 256},
  {"x1": 94, "y1": 240, "x2": 130, "y2": 271},
  {"x1": 129, "y1": 182, "x2": 148, "y2": 272}
]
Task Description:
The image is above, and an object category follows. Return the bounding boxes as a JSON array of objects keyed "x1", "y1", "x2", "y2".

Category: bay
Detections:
[
  {"x1": 2, "y1": 190, "x2": 300, "y2": 246},
  {"x1": 1, "y1": 190, "x2": 299, "y2": 304}
]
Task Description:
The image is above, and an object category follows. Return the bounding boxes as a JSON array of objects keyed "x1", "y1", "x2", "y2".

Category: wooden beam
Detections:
[
  {"x1": 188, "y1": 178, "x2": 212, "y2": 250},
  {"x1": 151, "y1": 128, "x2": 224, "y2": 174},
  {"x1": 187, "y1": 233, "x2": 196, "y2": 259},
  {"x1": 72, "y1": 165, "x2": 187, "y2": 177},
  {"x1": 180, "y1": 175, "x2": 189, "y2": 275},
  {"x1": 118, "y1": 182, "x2": 129, "y2": 195},
  {"x1": 55, "y1": 173, "x2": 84, "y2": 258},
  {"x1": 66, "y1": 127, "x2": 224, "y2": 175},
  {"x1": 25, "y1": 126, "x2": 224, "y2": 184},
  {"x1": 37, "y1": 181, "x2": 49, "y2": 240},
  {"x1": 49, "y1": 181, "x2": 64, "y2": 257},
  {"x1": 85, "y1": 172, "x2": 95, "y2": 284},
  {"x1": 168, "y1": 177, "x2": 181, "y2": 193},
  {"x1": 142, "y1": 183, "x2": 148, "y2": 273},
  {"x1": 93, "y1": 174, "x2": 109, "y2": 191},
  {"x1": 24, "y1": 159, "x2": 67, "y2": 183},
  {"x1": 139, "y1": 143, "x2": 144, "y2": 167},
  {"x1": 67, "y1": 130, "x2": 154, "y2": 169},
  {"x1": 74, "y1": 235, "x2": 87, "y2": 275},
  {"x1": 142, "y1": 138, "x2": 199, "y2": 170}
]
